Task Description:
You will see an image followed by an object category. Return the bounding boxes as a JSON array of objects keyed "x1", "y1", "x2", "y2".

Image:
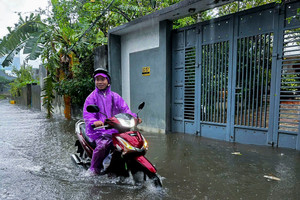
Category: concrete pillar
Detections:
[
  {"x1": 94, "y1": 45, "x2": 108, "y2": 70},
  {"x1": 108, "y1": 34, "x2": 122, "y2": 95}
]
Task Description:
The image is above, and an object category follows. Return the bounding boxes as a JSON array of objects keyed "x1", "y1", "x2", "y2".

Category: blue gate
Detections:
[{"x1": 171, "y1": 1, "x2": 300, "y2": 150}]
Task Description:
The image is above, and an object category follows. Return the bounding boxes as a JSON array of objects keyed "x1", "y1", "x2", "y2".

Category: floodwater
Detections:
[{"x1": 1, "y1": 99, "x2": 300, "y2": 200}]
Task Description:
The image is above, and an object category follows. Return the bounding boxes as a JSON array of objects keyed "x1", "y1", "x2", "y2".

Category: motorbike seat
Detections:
[{"x1": 80, "y1": 123, "x2": 96, "y2": 149}]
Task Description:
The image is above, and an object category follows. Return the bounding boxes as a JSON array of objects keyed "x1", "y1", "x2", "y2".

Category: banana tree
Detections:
[
  {"x1": 0, "y1": 14, "x2": 46, "y2": 66},
  {"x1": 0, "y1": 0, "x2": 113, "y2": 118},
  {"x1": 0, "y1": 12, "x2": 73, "y2": 118}
]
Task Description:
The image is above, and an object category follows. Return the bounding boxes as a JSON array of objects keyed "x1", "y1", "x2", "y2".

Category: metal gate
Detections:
[
  {"x1": 172, "y1": 27, "x2": 198, "y2": 134},
  {"x1": 275, "y1": 1, "x2": 300, "y2": 149},
  {"x1": 171, "y1": 1, "x2": 300, "y2": 150}
]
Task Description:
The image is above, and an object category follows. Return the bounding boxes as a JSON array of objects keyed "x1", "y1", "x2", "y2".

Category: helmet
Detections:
[{"x1": 93, "y1": 68, "x2": 111, "y2": 83}]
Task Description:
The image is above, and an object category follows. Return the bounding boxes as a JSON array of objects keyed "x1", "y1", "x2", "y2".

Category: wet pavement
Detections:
[{"x1": 0, "y1": 99, "x2": 300, "y2": 200}]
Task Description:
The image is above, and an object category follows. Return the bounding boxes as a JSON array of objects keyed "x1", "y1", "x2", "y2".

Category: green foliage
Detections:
[
  {"x1": 173, "y1": 0, "x2": 282, "y2": 29},
  {"x1": 281, "y1": 74, "x2": 300, "y2": 92},
  {"x1": 9, "y1": 65, "x2": 39, "y2": 97},
  {"x1": 42, "y1": 74, "x2": 55, "y2": 118},
  {"x1": 54, "y1": 55, "x2": 95, "y2": 106},
  {"x1": 173, "y1": 17, "x2": 196, "y2": 30},
  {"x1": 287, "y1": 8, "x2": 300, "y2": 24},
  {"x1": 0, "y1": 14, "x2": 47, "y2": 66},
  {"x1": 216, "y1": 0, "x2": 281, "y2": 17}
]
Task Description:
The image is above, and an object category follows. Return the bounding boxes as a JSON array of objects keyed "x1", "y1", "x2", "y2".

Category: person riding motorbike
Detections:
[{"x1": 83, "y1": 68, "x2": 141, "y2": 175}]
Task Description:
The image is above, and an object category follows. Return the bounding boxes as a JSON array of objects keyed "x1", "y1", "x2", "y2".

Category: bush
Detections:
[{"x1": 9, "y1": 65, "x2": 39, "y2": 97}]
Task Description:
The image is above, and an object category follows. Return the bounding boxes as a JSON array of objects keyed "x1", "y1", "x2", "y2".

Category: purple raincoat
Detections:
[{"x1": 83, "y1": 85, "x2": 136, "y2": 174}]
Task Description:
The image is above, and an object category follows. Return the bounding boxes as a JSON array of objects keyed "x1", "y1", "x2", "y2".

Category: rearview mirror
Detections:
[
  {"x1": 86, "y1": 105, "x2": 100, "y2": 113},
  {"x1": 138, "y1": 102, "x2": 145, "y2": 110}
]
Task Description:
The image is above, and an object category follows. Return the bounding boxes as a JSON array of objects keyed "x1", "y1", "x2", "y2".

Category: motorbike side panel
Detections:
[
  {"x1": 75, "y1": 121, "x2": 94, "y2": 158},
  {"x1": 113, "y1": 131, "x2": 144, "y2": 149},
  {"x1": 78, "y1": 133, "x2": 94, "y2": 158}
]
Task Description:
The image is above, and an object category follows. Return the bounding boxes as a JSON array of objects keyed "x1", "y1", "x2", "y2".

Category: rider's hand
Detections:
[
  {"x1": 137, "y1": 118, "x2": 142, "y2": 124},
  {"x1": 94, "y1": 120, "x2": 104, "y2": 127}
]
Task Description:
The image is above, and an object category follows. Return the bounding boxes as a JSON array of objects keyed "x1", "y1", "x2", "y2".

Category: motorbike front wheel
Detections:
[
  {"x1": 144, "y1": 171, "x2": 162, "y2": 188},
  {"x1": 130, "y1": 165, "x2": 162, "y2": 188}
]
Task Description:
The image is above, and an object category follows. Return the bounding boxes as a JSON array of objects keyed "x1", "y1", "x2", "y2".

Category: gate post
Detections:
[
  {"x1": 269, "y1": 4, "x2": 284, "y2": 147},
  {"x1": 227, "y1": 15, "x2": 237, "y2": 142}
]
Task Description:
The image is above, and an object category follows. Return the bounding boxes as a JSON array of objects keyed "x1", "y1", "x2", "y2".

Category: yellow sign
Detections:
[{"x1": 142, "y1": 66, "x2": 150, "y2": 76}]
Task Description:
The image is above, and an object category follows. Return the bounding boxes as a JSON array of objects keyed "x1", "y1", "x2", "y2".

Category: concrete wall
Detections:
[
  {"x1": 31, "y1": 84, "x2": 41, "y2": 110},
  {"x1": 130, "y1": 48, "x2": 165, "y2": 131},
  {"x1": 13, "y1": 84, "x2": 41, "y2": 110},
  {"x1": 129, "y1": 21, "x2": 172, "y2": 132},
  {"x1": 14, "y1": 86, "x2": 28, "y2": 106},
  {"x1": 120, "y1": 23, "x2": 159, "y2": 107}
]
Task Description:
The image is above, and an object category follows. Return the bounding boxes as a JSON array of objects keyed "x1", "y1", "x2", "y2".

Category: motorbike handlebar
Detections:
[{"x1": 93, "y1": 124, "x2": 109, "y2": 130}]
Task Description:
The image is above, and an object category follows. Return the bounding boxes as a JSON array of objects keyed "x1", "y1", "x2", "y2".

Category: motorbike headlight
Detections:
[{"x1": 118, "y1": 118, "x2": 135, "y2": 128}]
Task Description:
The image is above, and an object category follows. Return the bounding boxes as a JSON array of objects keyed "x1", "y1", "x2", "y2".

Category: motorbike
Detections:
[{"x1": 71, "y1": 102, "x2": 162, "y2": 187}]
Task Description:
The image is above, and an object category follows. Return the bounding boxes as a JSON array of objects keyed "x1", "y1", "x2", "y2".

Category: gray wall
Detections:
[
  {"x1": 13, "y1": 84, "x2": 41, "y2": 110},
  {"x1": 14, "y1": 87, "x2": 28, "y2": 106},
  {"x1": 31, "y1": 84, "x2": 41, "y2": 110},
  {"x1": 109, "y1": 20, "x2": 172, "y2": 132},
  {"x1": 129, "y1": 20, "x2": 172, "y2": 132},
  {"x1": 130, "y1": 48, "x2": 164, "y2": 129}
]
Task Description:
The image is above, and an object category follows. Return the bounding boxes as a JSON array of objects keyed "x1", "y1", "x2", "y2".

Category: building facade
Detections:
[{"x1": 108, "y1": 0, "x2": 300, "y2": 150}]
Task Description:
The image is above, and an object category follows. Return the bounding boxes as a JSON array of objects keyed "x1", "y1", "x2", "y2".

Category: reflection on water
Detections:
[{"x1": 1, "y1": 99, "x2": 300, "y2": 199}]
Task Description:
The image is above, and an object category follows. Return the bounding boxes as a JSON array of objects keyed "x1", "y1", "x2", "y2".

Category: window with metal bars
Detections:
[
  {"x1": 234, "y1": 33, "x2": 273, "y2": 128},
  {"x1": 184, "y1": 47, "x2": 196, "y2": 121},
  {"x1": 201, "y1": 41, "x2": 229, "y2": 123},
  {"x1": 279, "y1": 28, "x2": 300, "y2": 133}
]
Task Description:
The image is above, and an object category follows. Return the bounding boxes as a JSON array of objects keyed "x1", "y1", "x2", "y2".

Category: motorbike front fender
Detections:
[{"x1": 135, "y1": 155, "x2": 157, "y2": 173}]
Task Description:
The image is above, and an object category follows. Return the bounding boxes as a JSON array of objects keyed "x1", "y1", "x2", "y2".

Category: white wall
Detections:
[{"x1": 121, "y1": 23, "x2": 159, "y2": 106}]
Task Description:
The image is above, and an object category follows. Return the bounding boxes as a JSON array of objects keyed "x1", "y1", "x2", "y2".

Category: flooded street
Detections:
[{"x1": 1, "y1": 99, "x2": 300, "y2": 200}]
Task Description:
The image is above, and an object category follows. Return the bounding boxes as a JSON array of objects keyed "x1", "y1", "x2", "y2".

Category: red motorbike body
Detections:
[
  {"x1": 72, "y1": 103, "x2": 161, "y2": 187},
  {"x1": 74, "y1": 116, "x2": 157, "y2": 175}
]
